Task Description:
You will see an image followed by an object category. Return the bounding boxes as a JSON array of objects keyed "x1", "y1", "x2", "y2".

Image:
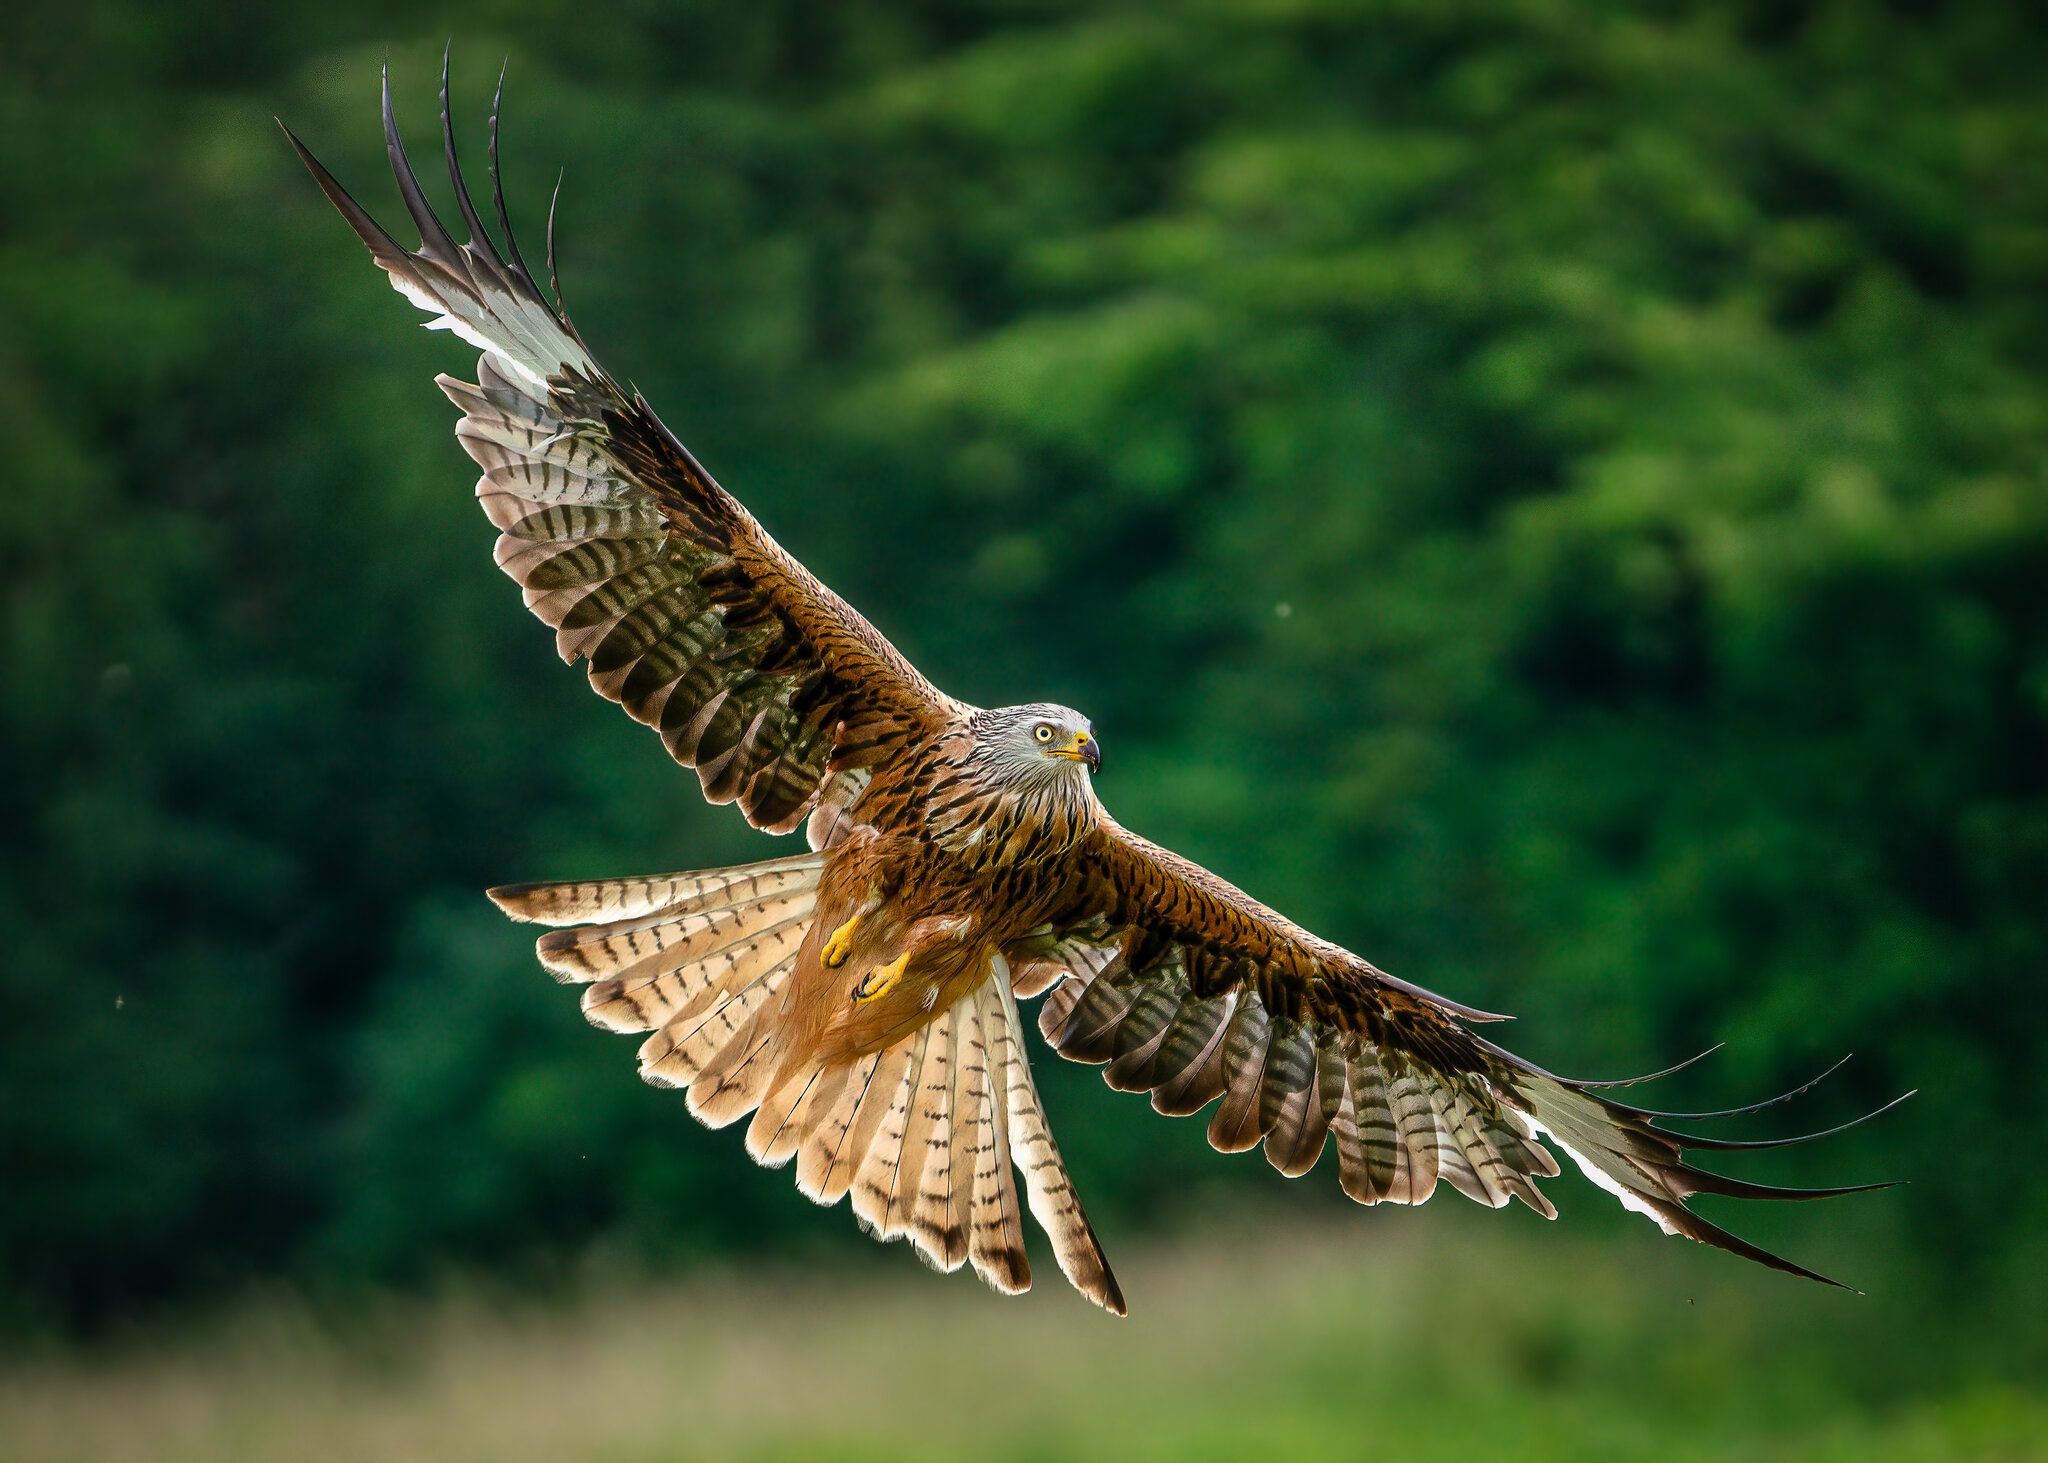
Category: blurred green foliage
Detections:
[{"x1": 2, "y1": 0, "x2": 2044, "y2": 1342}]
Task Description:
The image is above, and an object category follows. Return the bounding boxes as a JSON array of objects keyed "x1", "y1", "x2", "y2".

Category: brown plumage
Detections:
[{"x1": 284, "y1": 60, "x2": 1906, "y2": 1311}]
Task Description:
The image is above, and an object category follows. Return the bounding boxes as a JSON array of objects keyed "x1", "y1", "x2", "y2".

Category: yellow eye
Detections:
[{"x1": 1034, "y1": 724, "x2": 1055, "y2": 743}]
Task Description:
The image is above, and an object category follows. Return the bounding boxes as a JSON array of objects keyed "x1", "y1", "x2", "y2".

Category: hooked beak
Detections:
[{"x1": 1062, "y1": 730, "x2": 1101, "y2": 773}]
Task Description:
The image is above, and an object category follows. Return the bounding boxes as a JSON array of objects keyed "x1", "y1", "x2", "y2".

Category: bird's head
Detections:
[{"x1": 974, "y1": 702, "x2": 1100, "y2": 786}]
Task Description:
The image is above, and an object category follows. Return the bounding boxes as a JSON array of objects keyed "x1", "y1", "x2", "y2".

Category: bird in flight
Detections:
[{"x1": 284, "y1": 61, "x2": 1902, "y2": 1313}]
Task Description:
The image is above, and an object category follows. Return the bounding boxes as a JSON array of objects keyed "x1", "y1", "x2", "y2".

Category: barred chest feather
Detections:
[{"x1": 918, "y1": 737, "x2": 1098, "y2": 873}]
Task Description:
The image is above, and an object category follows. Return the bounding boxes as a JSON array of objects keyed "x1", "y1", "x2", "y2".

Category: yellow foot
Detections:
[
  {"x1": 821, "y1": 913, "x2": 863, "y2": 969},
  {"x1": 852, "y1": 951, "x2": 912, "y2": 1004}
]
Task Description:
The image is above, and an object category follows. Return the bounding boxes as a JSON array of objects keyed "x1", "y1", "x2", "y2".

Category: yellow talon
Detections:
[
  {"x1": 853, "y1": 951, "x2": 912, "y2": 1004},
  {"x1": 821, "y1": 913, "x2": 862, "y2": 969}
]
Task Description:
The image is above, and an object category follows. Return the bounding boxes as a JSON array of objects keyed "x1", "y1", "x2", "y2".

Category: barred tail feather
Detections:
[
  {"x1": 684, "y1": 983, "x2": 798, "y2": 1129},
  {"x1": 965, "y1": 994, "x2": 1032, "y2": 1295},
  {"x1": 488, "y1": 851, "x2": 823, "y2": 927},
  {"x1": 893, "y1": 1007, "x2": 958, "y2": 1260},
  {"x1": 507, "y1": 863, "x2": 819, "y2": 1057},
  {"x1": 746, "y1": 1062, "x2": 848, "y2": 1170},
  {"x1": 505, "y1": 863, "x2": 1105, "y2": 1307},
  {"x1": 992, "y1": 965, "x2": 1125, "y2": 1315},
  {"x1": 912, "y1": 1012, "x2": 975, "y2": 1275},
  {"x1": 803, "y1": 1045, "x2": 908, "y2": 1208},
  {"x1": 637, "y1": 955, "x2": 794, "y2": 1093},
  {"x1": 749, "y1": 984, "x2": 1038, "y2": 1298},
  {"x1": 851, "y1": 1024, "x2": 928, "y2": 1243}
]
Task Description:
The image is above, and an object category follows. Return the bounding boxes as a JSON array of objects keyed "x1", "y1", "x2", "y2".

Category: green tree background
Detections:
[{"x1": 3, "y1": 0, "x2": 2043, "y2": 1359}]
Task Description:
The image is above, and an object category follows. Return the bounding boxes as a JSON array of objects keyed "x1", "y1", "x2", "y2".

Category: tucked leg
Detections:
[
  {"x1": 821, "y1": 912, "x2": 863, "y2": 969},
  {"x1": 853, "y1": 951, "x2": 912, "y2": 1004}
]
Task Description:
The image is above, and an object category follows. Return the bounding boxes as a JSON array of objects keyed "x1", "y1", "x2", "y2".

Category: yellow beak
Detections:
[{"x1": 1050, "y1": 730, "x2": 1101, "y2": 772}]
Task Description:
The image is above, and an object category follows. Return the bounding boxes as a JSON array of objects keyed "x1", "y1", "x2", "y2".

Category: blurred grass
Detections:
[{"x1": 3, "y1": 1211, "x2": 2040, "y2": 1463}]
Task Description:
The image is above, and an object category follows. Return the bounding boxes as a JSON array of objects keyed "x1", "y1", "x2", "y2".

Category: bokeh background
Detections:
[{"x1": 4, "y1": 1, "x2": 2045, "y2": 1458}]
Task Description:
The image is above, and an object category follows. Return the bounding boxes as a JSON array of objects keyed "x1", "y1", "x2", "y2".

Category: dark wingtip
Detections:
[
  {"x1": 279, "y1": 115, "x2": 410, "y2": 267},
  {"x1": 1665, "y1": 1089, "x2": 1916, "y2": 1153},
  {"x1": 382, "y1": 57, "x2": 462, "y2": 264},
  {"x1": 438, "y1": 44, "x2": 502, "y2": 260},
  {"x1": 1620, "y1": 1183, "x2": 1866, "y2": 1290},
  {"x1": 545, "y1": 169, "x2": 567, "y2": 313},
  {"x1": 1680, "y1": 1168, "x2": 1899, "y2": 1203},
  {"x1": 487, "y1": 58, "x2": 548, "y2": 304},
  {"x1": 1569, "y1": 1043, "x2": 1725, "y2": 1091},
  {"x1": 1650, "y1": 1091, "x2": 1901, "y2": 1289},
  {"x1": 1534, "y1": 1063, "x2": 1909, "y2": 1293},
  {"x1": 1617, "y1": 1054, "x2": 1856, "y2": 1122}
]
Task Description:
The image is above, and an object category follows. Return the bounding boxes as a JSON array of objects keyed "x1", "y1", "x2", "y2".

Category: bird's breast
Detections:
[{"x1": 926, "y1": 779, "x2": 1094, "y2": 874}]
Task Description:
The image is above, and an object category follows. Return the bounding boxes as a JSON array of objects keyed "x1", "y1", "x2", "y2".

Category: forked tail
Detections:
[{"x1": 489, "y1": 858, "x2": 1123, "y2": 1313}]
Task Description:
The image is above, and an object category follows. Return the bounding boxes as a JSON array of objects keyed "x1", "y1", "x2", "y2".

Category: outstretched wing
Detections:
[
  {"x1": 1030, "y1": 814, "x2": 1905, "y2": 1286},
  {"x1": 282, "y1": 64, "x2": 954, "y2": 838}
]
